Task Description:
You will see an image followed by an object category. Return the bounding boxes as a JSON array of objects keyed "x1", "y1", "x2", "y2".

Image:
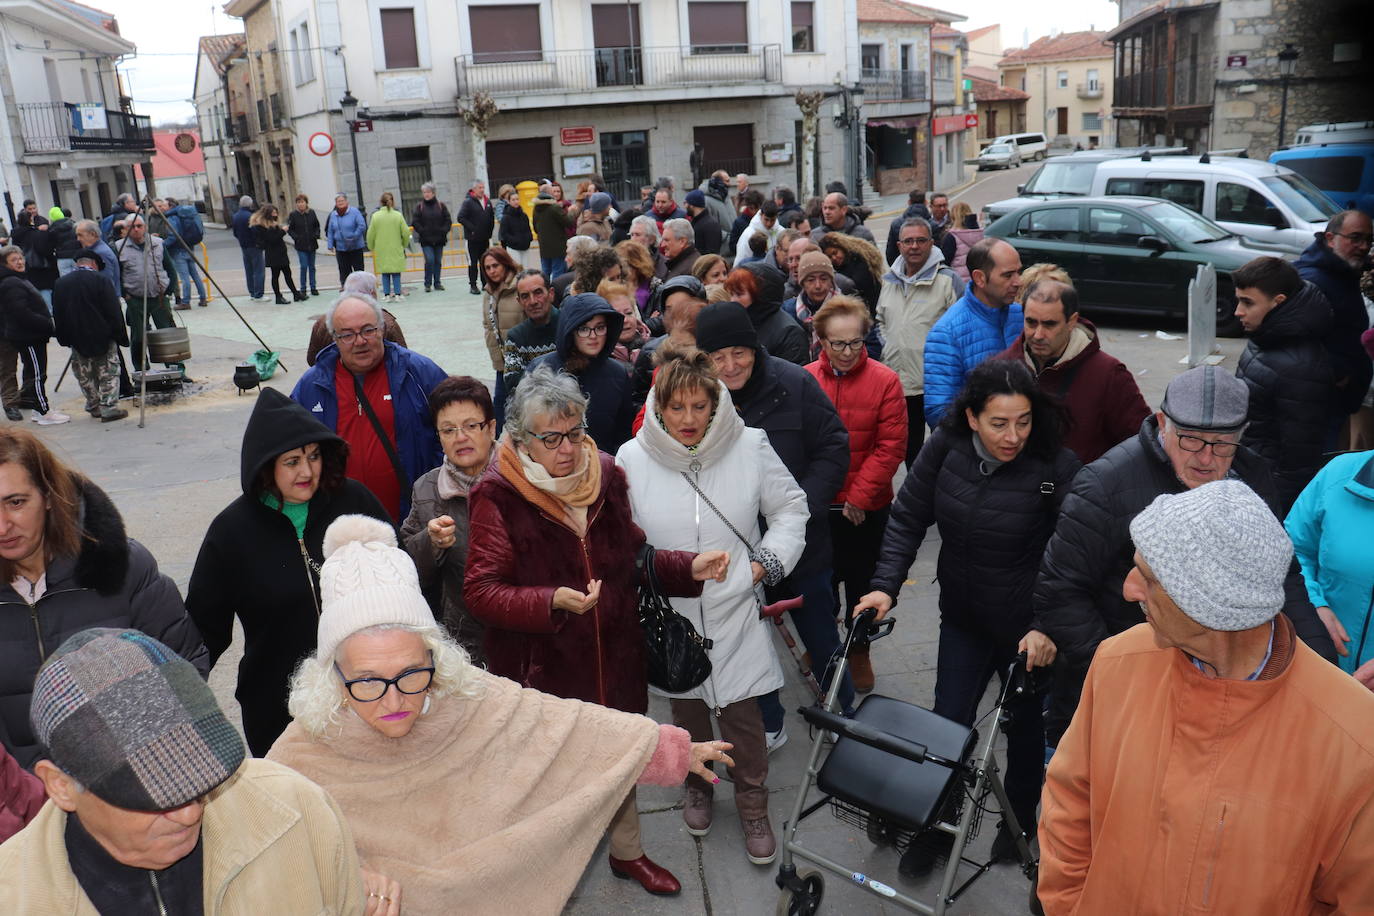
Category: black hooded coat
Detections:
[
  {"x1": 530, "y1": 294, "x2": 636, "y2": 454},
  {"x1": 185, "y1": 388, "x2": 391, "y2": 756}
]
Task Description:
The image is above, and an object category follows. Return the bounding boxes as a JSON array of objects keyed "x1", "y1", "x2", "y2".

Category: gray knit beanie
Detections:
[{"x1": 1129, "y1": 479, "x2": 1291, "y2": 631}]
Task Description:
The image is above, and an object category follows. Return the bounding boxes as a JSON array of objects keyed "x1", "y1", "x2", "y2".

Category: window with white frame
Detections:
[
  {"x1": 1086, "y1": 67, "x2": 1099, "y2": 90},
  {"x1": 1057, "y1": 69, "x2": 1068, "y2": 88},
  {"x1": 1082, "y1": 111, "x2": 1102, "y2": 130},
  {"x1": 289, "y1": 20, "x2": 315, "y2": 85},
  {"x1": 687, "y1": 1, "x2": 748, "y2": 54},
  {"x1": 861, "y1": 44, "x2": 882, "y2": 73},
  {"x1": 933, "y1": 52, "x2": 953, "y2": 78}
]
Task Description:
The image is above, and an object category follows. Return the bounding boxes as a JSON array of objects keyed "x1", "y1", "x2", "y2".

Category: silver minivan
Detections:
[
  {"x1": 992, "y1": 132, "x2": 1049, "y2": 162},
  {"x1": 1091, "y1": 155, "x2": 1337, "y2": 253}
]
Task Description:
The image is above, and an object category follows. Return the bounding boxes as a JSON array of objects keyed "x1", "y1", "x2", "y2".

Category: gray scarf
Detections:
[
  {"x1": 971, "y1": 434, "x2": 1007, "y2": 476},
  {"x1": 436, "y1": 455, "x2": 490, "y2": 500}
]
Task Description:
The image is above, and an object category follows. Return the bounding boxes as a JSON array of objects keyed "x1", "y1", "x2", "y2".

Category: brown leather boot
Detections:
[{"x1": 849, "y1": 646, "x2": 876, "y2": 693}]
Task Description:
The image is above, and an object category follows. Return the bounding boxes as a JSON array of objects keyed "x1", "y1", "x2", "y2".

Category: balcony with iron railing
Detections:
[
  {"x1": 17, "y1": 102, "x2": 153, "y2": 155},
  {"x1": 454, "y1": 44, "x2": 782, "y2": 97},
  {"x1": 859, "y1": 69, "x2": 927, "y2": 102},
  {"x1": 1077, "y1": 81, "x2": 1103, "y2": 99}
]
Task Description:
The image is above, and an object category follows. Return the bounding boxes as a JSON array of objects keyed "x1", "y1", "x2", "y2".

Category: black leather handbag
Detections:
[{"x1": 637, "y1": 544, "x2": 713, "y2": 693}]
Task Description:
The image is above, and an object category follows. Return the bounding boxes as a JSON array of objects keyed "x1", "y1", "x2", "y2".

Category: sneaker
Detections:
[
  {"x1": 33, "y1": 411, "x2": 71, "y2": 425},
  {"x1": 173, "y1": 301, "x2": 191, "y2": 310},
  {"x1": 99, "y1": 406, "x2": 129, "y2": 423},
  {"x1": 741, "y1": 815, "x2": 776, "y2": 865},
  {"x1": 683, "y1": 785, "x2": 713, "y2": 836},
  {"x1": 4, "y1": 407, "x2": 21, "y2": 421},
  {"x1": 434, "y1": 282, "x2": 445, "y2": 291},
  {"x1": 850, "y1": 647, "x2": 876, "y2": 694},
  {"x1": 198, "y1": 298, "x2": 208, "y2": 307},
  {"x1": 899, "y1": 828, "x2": 955, "y2": 879},
  {"x1": 765, "y1": 726, "x2": 788, "y2": 755},
  {"x1": 469, "y1": 283, "x2": 480, "y2": 295}
]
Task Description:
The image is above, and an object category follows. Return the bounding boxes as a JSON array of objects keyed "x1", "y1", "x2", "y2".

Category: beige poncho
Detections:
[{"x1": 268, "y1": 669, "x2": 660, "y2": 915}]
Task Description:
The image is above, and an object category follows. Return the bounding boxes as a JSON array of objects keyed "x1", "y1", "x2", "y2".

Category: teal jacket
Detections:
[{"x1": 1285, "y1": 450, "x2": 1374, "y2": 674}]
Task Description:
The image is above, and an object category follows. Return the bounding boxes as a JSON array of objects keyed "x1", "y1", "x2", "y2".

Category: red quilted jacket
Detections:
[{"x1": 804, "y1": 349, "x2": 908, "y2": 510}]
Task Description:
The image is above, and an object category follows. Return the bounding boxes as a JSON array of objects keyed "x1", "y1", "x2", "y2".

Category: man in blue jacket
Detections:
[
  {"x1": 159, "y1": 198, "x2": 208, "y2": 309},
  {"x1": 922, "y1": 237, "x2": 1023, "y2": 426},
  {"x1": 291, "y1": 293, "x2": 448, "y2": 522},
  {"x1": 231, "y1": 196, "x2": 264, "y2": 300}
]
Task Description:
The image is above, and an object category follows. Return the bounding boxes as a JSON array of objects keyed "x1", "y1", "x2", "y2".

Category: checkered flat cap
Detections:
[{"x1": 30, "y1": 629, "x2": 244, "y2": 811}]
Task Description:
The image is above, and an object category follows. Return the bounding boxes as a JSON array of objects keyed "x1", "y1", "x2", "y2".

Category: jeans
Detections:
[
  {"x1": 934, "y1": 619, "x2": 1046, "y2": 830},
  {"x1": 492, "y1": 371, "x2": 507, "y2": 429},
  {"x1": 381, "y1": 273, "x2": 402, "y2": 296},
  {"x1": 297, "y1": 249, "x2": 318, "y2": 292},
  {"x1": 758, "y1": 566, "x2": 856, "y2": 731},
  {"x1": 170, "y1": 247, "x2": 206, "y2": 304},
  {"x1": 541, "y1": 257, "x2": 565, "y2": 281},
  {"x1": 240, "y1": 246, "x2": 265, "y2": 298},
  {"x1": 422, "y1": 245, "x2": 444, "y2": 288},
  {"x1": 37, "y1": 289, "x2": 52, "y2": 314},
  {"x1": 57, "y1": 258, "x2": 76, "y2": 278}
]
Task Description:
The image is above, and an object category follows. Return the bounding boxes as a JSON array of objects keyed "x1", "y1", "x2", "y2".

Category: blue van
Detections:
[{"x1": 1269, "y1": 142, "x2": 1374, "y2": 218}]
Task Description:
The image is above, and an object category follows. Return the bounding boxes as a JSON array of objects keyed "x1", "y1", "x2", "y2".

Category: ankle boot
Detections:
[
  {"x1": 849, "y1": 646, "x2": 876, "y2": 693},
  {"x1": 294, "y1": 290, "x2": 307, "y2": 301},
  {"x1": 274, "y1": 295, "x2": 289, "y2": 305}
]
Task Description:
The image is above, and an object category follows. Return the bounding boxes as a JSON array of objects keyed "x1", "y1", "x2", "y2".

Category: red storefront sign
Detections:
[
  {"x1": 932, "y1": 113, "x2": 979, "y2": 135},
  {"x1": 560, "y1": 126, "x2": 595, "y2": 145}
]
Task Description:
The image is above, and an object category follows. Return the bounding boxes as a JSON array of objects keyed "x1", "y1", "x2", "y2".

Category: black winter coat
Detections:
[
  {"x1": 52, "y1": 267, "x2": 128, "y2": 357},
  {"x1": 0, "y1": 477, "x2": 208, "y2": 767},
  {"x1": 529, "y1": 294, "x2": 636, "y2": 454},
  {"x1": 11, "y1": 221, "x2": 57, "y2": 291},
  {"x1": 741, "y1": 261, "x2": 810, "y2": 365},
  {"x1": 690, "y1": 210, "x2": 723, "y2": 259},
  {"x1": 872, "y1": 428, "x2": 1080, "y2": 643},
  {"x1": 732, "y1": 349, "x2": 850, "y2": 572},
  {"x1": 186, "y1": 388, "x2": 391, "y2": 756},
  {"x1": 1295, "y1": 237, "x2": 1373, "y2": 414},
  {"x1": 457, "y1": 193, "x2": 495, "y2": 243},
  {"x1": 0, "y1": 266, "x2": 53, "y2": 346},
  {"x1": 255, "y1": 225, "x2": 292, "y2": 269},
  {"x1": 48, "y1": 218, "x2": 82, "y2": 260},
  {"x1": 411, "y1": 198, "x2": 452, "y2": 248},
  {"x1": 1034, "y1": 414, "x2": 1337, "y2": 667},
  {"x1": 286, "y1": 208, "x2": 320, "y2": 252},
  {"x1": 499, "y1": 203, "x2": 533, "y2": 251},
  {"x1": 1235, "y1": 280, "x2": 1336, "y2": 513}
]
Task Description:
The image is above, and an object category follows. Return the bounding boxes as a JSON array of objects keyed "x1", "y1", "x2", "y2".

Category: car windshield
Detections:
[
  {"x1": 1260, "y1": 174, "x2": 1339, "y2": 222},
  {"x1": 1139, "y1": 200, "x2": 1231, "y2": 243},
  {"x1": 985, "y1": 145, "x2": 1011, "y2": 154},
  {"x1": 1022, "y1": 160, "x2": 1097, "y2": 195}
]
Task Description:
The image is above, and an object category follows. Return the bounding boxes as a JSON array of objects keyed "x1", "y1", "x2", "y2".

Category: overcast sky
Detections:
[{"x1": 100, "y1": 0, "x2": 1123, "y2": 125}]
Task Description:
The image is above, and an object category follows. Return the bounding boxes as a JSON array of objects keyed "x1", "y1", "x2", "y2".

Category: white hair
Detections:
[
  {"x1": 662, "y1": 218, "x2": 694, "y2": 247},
  {"x1": 420, "y1": 181, "x2": 436, "y2": 194},
  {"x1": 325, "y1": 292, "x2": 384, "y2": 331},
  {"x1": 630, "y1": 215, "x2": 660, "y2": 245},
  {"x1": 342, "y1": 270, "x2": 379, "y2": 298},
  {"x1": 504, "y1": 364, "x2": 587, "y2": 445},
  {"x1": 564, "y1": 234, "x2": 598, "y2": 262},
  {"x1": 287, "y1": 624, "x2": 481, "y2": 738}
]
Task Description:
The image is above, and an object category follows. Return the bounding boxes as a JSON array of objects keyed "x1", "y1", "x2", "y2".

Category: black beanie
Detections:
[{"x1": 694, "y1": 302, "x2": 759, "y2": 353}]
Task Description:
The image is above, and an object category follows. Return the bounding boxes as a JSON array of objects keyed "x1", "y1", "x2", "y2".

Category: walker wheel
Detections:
[
  {"x1": 775, "y1": 870, "x2": 824, "y2": 915},
  {"x1": 867, "y1": 815, "x2": 898, "y2": 847}
]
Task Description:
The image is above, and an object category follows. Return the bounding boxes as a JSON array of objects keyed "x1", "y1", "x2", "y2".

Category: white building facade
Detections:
[
  {"x1": 0, "y1": 0, "x2": 154, "y2": 224},
  {"x1": 217, "y1": 0, "x2": 860, "y2": 215}
]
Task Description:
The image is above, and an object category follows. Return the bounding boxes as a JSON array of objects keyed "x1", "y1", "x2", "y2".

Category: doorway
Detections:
[
  {"x1": 600, "y1": 130, "x2": 649, "y2": 204},
  {"x1": 395, "y1": 146, "x2": 432, "y2": 217},
  {"x1": 591, "y1": 4, "x2": 642, "y2": 87},
  {"x1": 1056, "y1": 107, "x2": 1069, "y2": 136}
]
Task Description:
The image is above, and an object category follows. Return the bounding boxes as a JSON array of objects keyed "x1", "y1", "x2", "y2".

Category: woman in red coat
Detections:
[
  {"x1": 804, "y1": 296, "x2": 908, "y2": 692},
  {"x1": 465, "y1": 364, "x2": 729, "y2": 899}
]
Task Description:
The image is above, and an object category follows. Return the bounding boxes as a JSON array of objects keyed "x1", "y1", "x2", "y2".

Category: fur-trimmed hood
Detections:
[{"x1": 63, "y1": 474, "x2": 131, "y2": 595}]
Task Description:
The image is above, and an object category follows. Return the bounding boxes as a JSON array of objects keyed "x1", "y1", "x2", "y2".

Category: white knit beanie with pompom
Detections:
[{"x1": 315, "y1": 515, "x2": 436, "y2": 661}]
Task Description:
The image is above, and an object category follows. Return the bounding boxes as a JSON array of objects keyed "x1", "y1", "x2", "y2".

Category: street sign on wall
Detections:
[
  {"x1": 350, "y1": 119, "x2": 374, "y2": 133},
  {"x1": 1226, "y1": 54, "x2": 1248, "y2": 69},
  {"x1": 560, "y1": 126, "x2": 595, "y2": 145}
]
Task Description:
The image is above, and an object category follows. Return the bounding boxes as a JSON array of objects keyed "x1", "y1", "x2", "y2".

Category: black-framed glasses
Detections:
[
  {"x1": 335, "y1": 663, "x2": 435, "y2": 702},
  {"x1": 438, "y1": 419, "x2": 492, "y2": 439},
  {"x1": 824, "y1": 338, "x2": 866, "y2": 353},
  {"x1": 575, "y1": 323, "x2": 609, "y2": 339},
  {"x1": 1174, "y1": 431, "x2": 1240, "y2": 456},
  {"x1": 526, "y1": 423, "x2": 588, "y2": 449},
  {"x1": 333, "y1": 325, "x2": 380, "y2": 345},
  {"x1": 1333, "y1": 231, "x2": 1373, "y2": 245}
]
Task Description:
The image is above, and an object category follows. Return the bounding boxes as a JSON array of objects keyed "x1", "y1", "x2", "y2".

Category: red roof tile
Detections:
[
  {"x1": 198, "y1": 33, "x2": 245, "y2": 74},
  {"x1": 970, "y1": 77, "x2": 1030, "y2": 102},
  {"x1": 857, "y1": 0, "x2": 965, "y2": 24},
  {"x1": 999, "y1": 30, "x2": 1112, "y2": 65},
  {"x1": 965, "y1": 23, "x2": 1000, "y2": 42},
  {"x1": 963, "y1": 65, "x2": 1001, "y2": 82}
]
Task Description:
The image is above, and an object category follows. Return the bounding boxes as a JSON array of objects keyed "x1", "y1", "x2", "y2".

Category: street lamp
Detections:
[
  {"x1": 1277, "y1": 44, "x2": 1299, "y2": 149},
  {"x1": 340, "y1": 90, "x2": 363, "y2": 205}
]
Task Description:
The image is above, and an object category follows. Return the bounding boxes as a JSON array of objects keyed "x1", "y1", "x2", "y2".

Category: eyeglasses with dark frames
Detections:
[
  {"x1": 1333, "y1": 231, "x2": 1373, "y2": 245},
  {"x1": 333, "y1": 325, "x2": 381, "y2": 345},
  {"x1": 334, "y1": 663, "x2": 435, "y2": 702},
  {"x1": 1173, "y1": 431, "x2": 1240, "y2": 457},
  {"x1": 526, "y1": 423, "x2": 588, "y2": 449},
  {"x1": 824, "y1": 338, "x2": 866, "y2": 353}
]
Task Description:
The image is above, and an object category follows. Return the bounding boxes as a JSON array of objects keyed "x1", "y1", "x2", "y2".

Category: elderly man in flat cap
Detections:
[
  {"x1": 0, "y1": 628, "x2": 366, "y2": 915},
  {"x1": 1033, "y1": 364, "x2": 1337, "y2": 749},
  {"x1": 1037, "y1": 480, "x2": 1374, "y2": 914}
]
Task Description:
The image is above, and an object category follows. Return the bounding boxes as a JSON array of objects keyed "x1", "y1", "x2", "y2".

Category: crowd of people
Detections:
[{"x1": 0, "y1": 170, "x2": 1370, "y2": 914}]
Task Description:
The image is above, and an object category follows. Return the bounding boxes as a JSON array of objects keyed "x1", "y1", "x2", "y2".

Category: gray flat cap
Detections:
[{"x1": 1160, "y1": 365, "x2": 1248, "y2": 431}]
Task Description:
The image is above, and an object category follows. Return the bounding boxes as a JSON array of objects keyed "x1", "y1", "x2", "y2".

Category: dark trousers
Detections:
[
  {"x1": 240, "y1": 246, "x2": 265, "y2": 298},
  {"x1": 467, "y1": 238, "x2": 490, "y2": 287},
  {"x1": 830, "y1": 505, "x2": 891, "y2": 616},
  {"x1": 758, "y1": 566, "x2": 857, "y2": 731},
  {"x1": 905, "y1": 395, "x2": 927, "y2": 466},
  {"x1": 671, "y1": 696, "x2": 770, "y2": 819},
  {"x1": 934, "y1": 619, "x2": 1045, "y2": 830},
  {"x1": 422, "y1": 245, "x2": 444, "y2": 288},
  {"x1": 492, "y1": 370, "x2": 507, "y2": 429},
  {"x1": 335, "y1": 249, "x2": 365, "y2": 286},
  {"x1": 270, "y1": 265, "x2": 299, "y2": 299},
  {"x1": 15, "y1": 343, "x2": 49, "y2": 413},
  {"x1": 125, "y1": 295, "x2": 176, "y2": 370},
  {"x1": 0, "y1": 339, "x2": 18, "y2": 408}
]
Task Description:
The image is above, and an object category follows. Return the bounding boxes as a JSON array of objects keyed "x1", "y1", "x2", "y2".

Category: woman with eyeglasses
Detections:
[
  {"x1": 527, "y1": 292, "x2": 636, "y2": 453},
  {"x1": 464, "y1": 365, "x2": 730, "y2": 897},
  {"x1": 187, "y1": 388, "x2": 392, "y2": 756},
  {"x1": 803, "y1": 296, "x2": 907, "y2": 693},
  {"x1": 400, "y1": 376, "x2": 499, "y2": 662}
]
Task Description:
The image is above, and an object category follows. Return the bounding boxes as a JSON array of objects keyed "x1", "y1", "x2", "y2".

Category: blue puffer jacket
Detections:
[
  {"x1": 290, "y1": 341, "x2": 449, "y2": 517},
  {"x1": 922, "y1": 286, "x2": 1023, "y2": 426},
  {"x1": 529, "y1": 293, "x2": 636, "y2": 455},
  {"x1": 164, "y1": 204, "x2": 201, "y2": 252},
  {"x1": 1285, "y1": 449, "x2": 1374, "y2": 675},
  {"x1": 325, "y1": 206, "x2": 368, "y2": 252}
]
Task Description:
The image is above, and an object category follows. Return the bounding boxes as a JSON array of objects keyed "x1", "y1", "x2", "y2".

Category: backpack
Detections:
[{"x1": 178, "y1": 209, "x2": 204, "y2": 247}]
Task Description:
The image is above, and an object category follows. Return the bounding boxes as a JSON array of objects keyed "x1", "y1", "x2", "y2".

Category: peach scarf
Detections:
[{"x1": 496, "y1": 436, "x2": 601, "y2": 536}]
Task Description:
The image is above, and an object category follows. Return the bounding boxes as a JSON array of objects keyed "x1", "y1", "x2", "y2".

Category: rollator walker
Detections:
[{"x1": 775, "y1": 609, "x2": 1040, "y2": 915}]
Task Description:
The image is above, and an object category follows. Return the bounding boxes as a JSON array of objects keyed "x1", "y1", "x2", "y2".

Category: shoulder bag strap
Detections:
[
  {"x1": 679, "y1": 471, "x2": 758, "y2": 559},
  {"x1": 352, "y1": 373, "x2": 410, "y2": 496}
]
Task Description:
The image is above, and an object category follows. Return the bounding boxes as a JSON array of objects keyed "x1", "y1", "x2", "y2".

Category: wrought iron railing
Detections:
[
  {"x1": 455, "y1": 44, "x2": 782, "y2": 96},
  {"x1": 17, "y1": 102, "x2": 153, "y2": 154},
  {"x1": 859, "y1": 69, "x2": 928, "y2": 102}
]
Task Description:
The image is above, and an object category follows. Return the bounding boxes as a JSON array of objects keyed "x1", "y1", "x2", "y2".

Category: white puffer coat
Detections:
[{"x1": 616, "y1": 383, "x2": 809, "y2": 709}]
